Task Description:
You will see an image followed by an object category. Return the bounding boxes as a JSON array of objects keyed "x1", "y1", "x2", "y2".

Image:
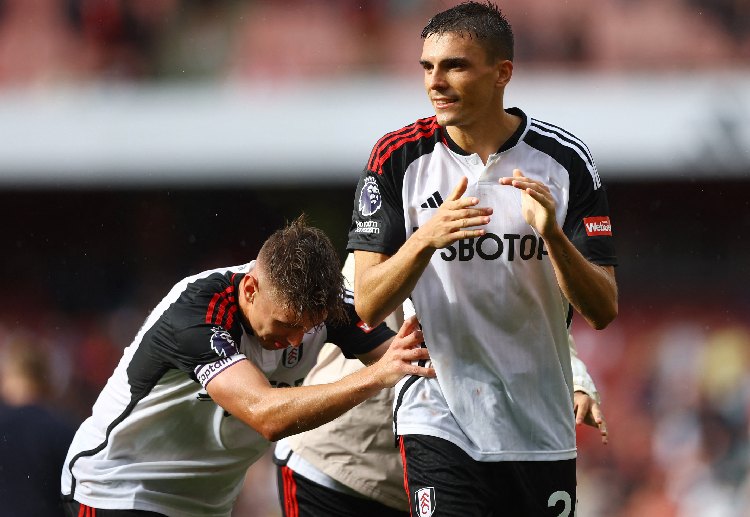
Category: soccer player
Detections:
[
  {"x1": 60, "y1": 216, "x2": 434, "y2": 517},
  {"x1": 274, "y1": 256, "x2": 608, "y2": 517},
  {"x1": 348, "y1": 2, "x2": 618, "y2": 516}
]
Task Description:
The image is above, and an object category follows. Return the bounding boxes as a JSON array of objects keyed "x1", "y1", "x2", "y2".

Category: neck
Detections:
[{"x1": 446, "y1": 109, "x2": 521, "y2": 164}]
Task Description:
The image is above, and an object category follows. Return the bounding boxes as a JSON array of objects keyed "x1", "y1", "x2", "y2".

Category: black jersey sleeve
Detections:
[
  {"x1": 347, "y1": 165, "x2": 406, "y2": 256},
  {"x1": 562, "y1": 164, "x2": 618, "y2": 266},
  {"x1": 325, "y1": 296, "x2": 395, "y2": 358}
]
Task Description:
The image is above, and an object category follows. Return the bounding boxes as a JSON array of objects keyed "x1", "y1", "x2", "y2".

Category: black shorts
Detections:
[
  {"x1": 276, "y1": 465, "x2": 409, "y2": 517},
  {"x1": 401, "y1": 435, "x2": 577, "y2": 517},
  {"x1": 62, "y1": 500, "x2": 165, "y2": 517}
]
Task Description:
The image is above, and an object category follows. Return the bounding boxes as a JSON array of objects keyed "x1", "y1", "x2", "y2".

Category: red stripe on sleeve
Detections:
[
  {"x1": 375, "y1": 123, "x2": 439, "y2": 174},
  {"x1": 205, "y1": 292, "x2": 222, "y2": 324},
  {"x1": 367, "y1": 121, "x2": 427, "y2": 171},
  {"x1": 225, "y1": 304, "x2": 238, "y2": 329},
  {"x1": 367, "y1": 118, "x2": 437, "y2": 173},
  {"x1": 206, "y1": 286, "x2": 235, "y2": 325}
]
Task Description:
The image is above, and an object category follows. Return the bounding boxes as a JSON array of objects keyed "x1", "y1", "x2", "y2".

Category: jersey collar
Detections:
[{"x1": 440, "y1": 107, "x2": 528, "y2": 156}]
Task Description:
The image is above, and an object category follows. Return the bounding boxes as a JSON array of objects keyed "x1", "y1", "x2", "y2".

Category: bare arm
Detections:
[
  {"x1": 206, "y1": 322, "x2": 433, "y2": 442},
  {"x1": 500, "y1": 169, "x2": 617, "y2": 329},
  {"x1": 354, "y1": 177, "x2": 493, "y2": 326}
]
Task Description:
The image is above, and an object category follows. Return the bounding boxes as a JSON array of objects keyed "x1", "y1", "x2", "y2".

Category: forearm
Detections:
[
  {"x1": 354, "y1": 239, "x2": 434, "y2": 325},
  {"x1": 232, "y1": 366, "x2": 385, "y2": 442},
  {"x1": 543, "y1": 226, "x2": 618, "y2": 329}
]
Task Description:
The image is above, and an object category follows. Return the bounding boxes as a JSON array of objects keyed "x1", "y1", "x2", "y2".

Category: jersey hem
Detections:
[
  {"x1": 398, "y1": 427, "x2": 577, "y2": 462},
  {"x1": 69, "y1": 494, "x2": 229, "y2": 517}
]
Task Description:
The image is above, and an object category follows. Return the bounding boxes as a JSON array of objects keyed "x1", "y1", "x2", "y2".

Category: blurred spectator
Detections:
[
  {"x1": 0, "y1": 0, "x2": 747, "y2": 86},
  {"x1": 0, "y1": 336, "x2": 76, "y2": 517}
]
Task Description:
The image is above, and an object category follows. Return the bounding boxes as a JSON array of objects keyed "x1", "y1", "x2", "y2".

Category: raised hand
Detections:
[
  {"x1": 499, "y1": 169, "x2": 557, "y2": 237},
  {"x1": 415, "y1": 176, "x2": 493, "y2": 249}
]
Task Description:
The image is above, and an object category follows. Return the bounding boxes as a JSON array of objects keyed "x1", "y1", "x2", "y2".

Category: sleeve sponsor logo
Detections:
[
  {"x1": 583, "y1": 216, "x2": 613, "y2": 236},
  {"x1": 210, "y1": 326, "x2": 239, "y2": 357},
  {"x1": 354, "y1": 220, "x2": 380, "y2": 234},
  {"x1": 357, "y1": 320, "x2": 374, "y2": 333},
  {"x1": 359, "y1": 176, "x2": 382, "y2": 216}
]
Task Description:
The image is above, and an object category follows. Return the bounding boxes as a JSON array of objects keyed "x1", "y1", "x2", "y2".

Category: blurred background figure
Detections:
[
  {"x1": 0, "y1": 1, "x2": 748, "y2": 516},
  {"x1": 0, "y1": 336, "x2": 75, "y2": 517}
]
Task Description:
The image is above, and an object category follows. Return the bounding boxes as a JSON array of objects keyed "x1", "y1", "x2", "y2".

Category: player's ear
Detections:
[
  {"x1": 242, "y1": 274, "x2": 258, "y2": 303},
  {"x1": 496, "y1": 59, "x2": 513, "y2": 87}
]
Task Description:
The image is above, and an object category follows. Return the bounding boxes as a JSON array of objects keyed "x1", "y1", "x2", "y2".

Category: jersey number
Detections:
[{"x1": 547, "y1": 491, "x2": 574, "y2": 517}]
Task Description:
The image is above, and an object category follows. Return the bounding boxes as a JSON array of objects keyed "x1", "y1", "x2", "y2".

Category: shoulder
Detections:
[
  {"x1": 367, "y1": 116, "x2": 442, "y2": 175},
  {"x1": 523, "y1": 117, "x2": 601, "y2": 189}
]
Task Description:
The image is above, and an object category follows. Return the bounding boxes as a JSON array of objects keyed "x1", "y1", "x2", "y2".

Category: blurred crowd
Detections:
[
  {"x1": 572, "y1": 308, "x2": 750, "y2": 517},
  {"x1": 0, "y1": 0, "x2": 748, "y2": 87}
]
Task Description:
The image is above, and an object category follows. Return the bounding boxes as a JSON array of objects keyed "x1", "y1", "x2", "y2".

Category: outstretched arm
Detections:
[
  {"x1": 206, "y1": 322, "x2": 434, "y2": 442},
  {"x1": 354, "y1": 177, "x2": 492, "y2": 326},
  {"x1": 500, "y1": 169, "x2": 617, "y2": 329}
]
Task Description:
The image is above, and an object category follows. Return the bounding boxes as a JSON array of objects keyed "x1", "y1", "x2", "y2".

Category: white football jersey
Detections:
[{"x1": 348, "y1": 108, "x2": 616, "y2": 461}]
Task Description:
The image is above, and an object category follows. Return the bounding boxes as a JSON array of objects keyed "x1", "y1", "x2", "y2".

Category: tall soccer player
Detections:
[{"x1": 348, "y1": 3, "x2": 618, "y2": 515}]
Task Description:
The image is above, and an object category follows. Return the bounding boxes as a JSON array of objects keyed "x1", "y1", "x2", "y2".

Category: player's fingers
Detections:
[
  {"x1": 445, "y1": 176, "x2": 469, "y2": 201},
  {"x1": 405, "y1": 364, "x2": 436, "y2": 378},
  {"x1": 575, "y1": 402, "x2": 589, "y2": 425},
  {"x1": 396, "y1": 331, "x2": 424, "y2": 349},
  {"x1": 499, "y1": 169, "x2": 527, "y2": 186},
  {"x1": 397, "y1": 315, "x2": 420, "y2": 338},
  {"x1": 411, "y1": 345, "x2": 430, "y2": 358},
  {"x1": 454, "y1": 228, "x2": 486, "y2": 241}
]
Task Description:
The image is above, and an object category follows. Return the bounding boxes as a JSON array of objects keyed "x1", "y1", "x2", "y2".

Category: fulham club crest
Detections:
[
  {"x1": 282, "y1": 344, "x2": 303, "y2": 368},
  {"x1": 414, "y1": 487, "x2": 436, "y2": 517}
]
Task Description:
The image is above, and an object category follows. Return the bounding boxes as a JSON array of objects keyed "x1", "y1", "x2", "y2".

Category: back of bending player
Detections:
[{"x1": 61, "y1": 217, "x2": 434, "y2": 517}]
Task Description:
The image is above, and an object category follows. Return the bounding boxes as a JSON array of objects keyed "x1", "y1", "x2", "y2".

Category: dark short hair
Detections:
[
  {"x1": 257, "y1": 214, "x2": 346, "y2": 326},
  {"x1": 421, "y1": 1, "x2": 514, "y2": 62}
]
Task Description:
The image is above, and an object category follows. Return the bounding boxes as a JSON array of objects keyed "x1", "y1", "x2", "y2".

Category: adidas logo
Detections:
[{"x1": 420, "y1": 191, "x2": 444, "y2": 209}]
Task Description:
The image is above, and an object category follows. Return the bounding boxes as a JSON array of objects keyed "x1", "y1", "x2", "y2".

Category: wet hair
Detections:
[
  {"x1": 421, "y1": 1, "x2": 514, "y2": 62},
  {"x1": 256, "y1": 214, "x2": 346, "y2": 326}
]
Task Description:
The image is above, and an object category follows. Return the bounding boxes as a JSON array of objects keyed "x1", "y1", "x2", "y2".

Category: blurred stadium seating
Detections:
[{"x1": 0, "y1": 2, "x2": 748, "y2": 516}]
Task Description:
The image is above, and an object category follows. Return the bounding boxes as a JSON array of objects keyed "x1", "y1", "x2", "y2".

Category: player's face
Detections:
[
  {"x1": 421, "y1": 32, "x2": 504, "y2": 129},
  {"x1": 245, "y1": 280, "x2": 322, "y2": 351}
]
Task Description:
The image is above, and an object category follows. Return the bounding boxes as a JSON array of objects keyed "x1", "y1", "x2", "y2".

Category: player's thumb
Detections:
[{"x1": 446, "y1": 176, "x2": 469, "y2": 201}]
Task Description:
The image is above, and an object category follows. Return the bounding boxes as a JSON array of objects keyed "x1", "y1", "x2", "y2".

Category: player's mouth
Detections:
[{"x1": 432, "y1": 97, "x2": 457, "y2": 109}]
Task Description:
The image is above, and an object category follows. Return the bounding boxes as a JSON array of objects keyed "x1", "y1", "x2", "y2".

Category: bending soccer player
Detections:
[{"x1": 61, "y1": 216, "x2": 434, "y2": 517}]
